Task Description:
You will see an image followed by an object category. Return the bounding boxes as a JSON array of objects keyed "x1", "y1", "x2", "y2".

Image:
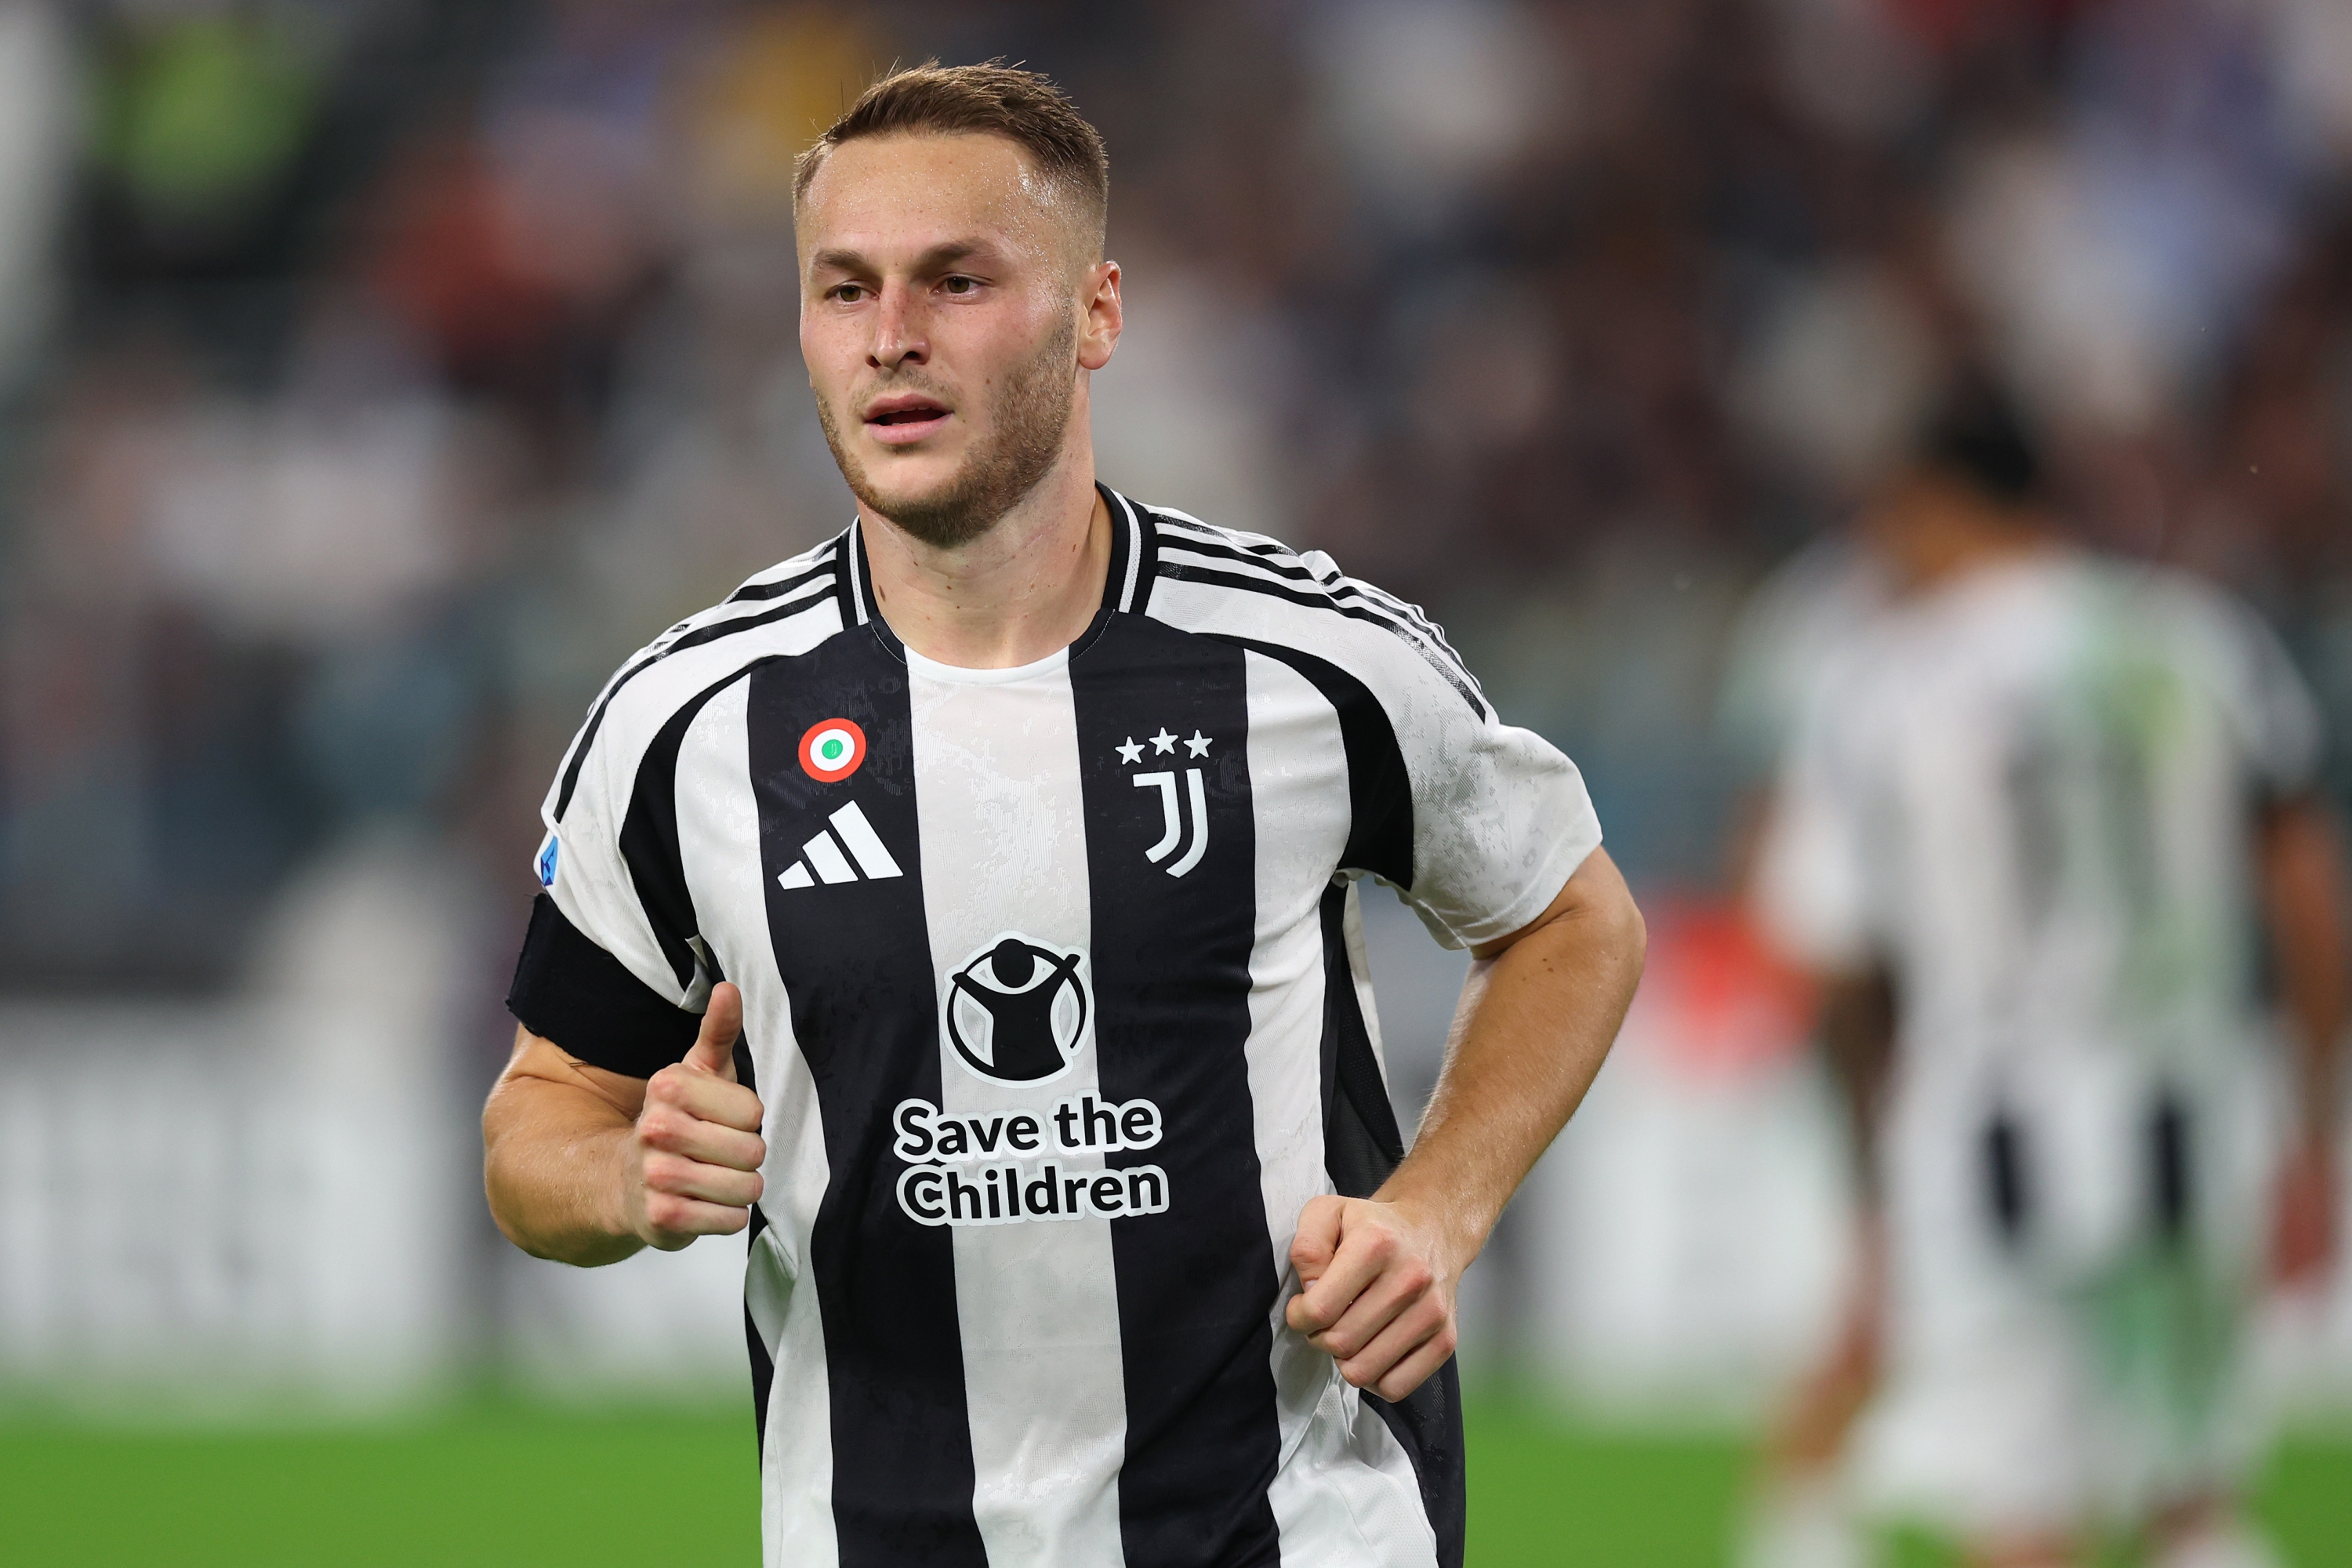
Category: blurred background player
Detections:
[{"x1": 1749, "y1": 383, "x2": 2349, "y2": 1568}]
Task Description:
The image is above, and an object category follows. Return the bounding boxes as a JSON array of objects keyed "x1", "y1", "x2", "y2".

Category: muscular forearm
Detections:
[
  {"x1": 1285, "y1": 848, "x2": 1644, "y2": 1399},
  {"x1": 484, "y1": 1033, "x2": 648, "y2": 1266},
  {"x1": 484, "y1": 989, "x2": 766, "y2": 1268},
  {"x1": 1380, "y1": 848, "x2": 1646, "y2": 1264}
]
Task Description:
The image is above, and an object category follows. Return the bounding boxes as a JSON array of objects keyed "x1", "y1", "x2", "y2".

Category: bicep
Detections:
[{"x1": 1467, "y1": 844, "x2": 1643, "y2": 964}]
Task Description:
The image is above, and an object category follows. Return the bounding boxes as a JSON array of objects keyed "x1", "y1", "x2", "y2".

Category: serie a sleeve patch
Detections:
[{"x1": 505, "y1": 892, "x2": 702, "y2": 1079}]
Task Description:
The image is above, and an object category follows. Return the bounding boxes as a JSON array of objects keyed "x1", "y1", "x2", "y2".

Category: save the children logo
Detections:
[
  {"x1": 891, "y1": 1094, "x2": 1172, "y2": 1228},
  {"x1": 909, "y1": 938, "x2": 1169, "y2": 1229},
  {"x1": 942, "y1": 934, "x2": 1091, "y2": 1086}
]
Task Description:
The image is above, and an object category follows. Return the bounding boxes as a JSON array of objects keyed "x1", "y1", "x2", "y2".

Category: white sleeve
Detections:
[
  {"x1": 2216, "y1": 593, "x2": 2323, "y2": 800},
  {"x1": 1752, "y1": 670, "x2": 1882, "y2": 975},
  {"x1": 535, "y1": 655, "x2": 710, "y2": 1017},
  {"x1": 1135, "y1": 517, "x2": 1606, "y2": 948},
  {"x1": 1397, "y1": 717, "x2": 1602, "y2": 951},
  {"x1": 1340, "y1": 601, "x2": 1604, "y2": 951}
]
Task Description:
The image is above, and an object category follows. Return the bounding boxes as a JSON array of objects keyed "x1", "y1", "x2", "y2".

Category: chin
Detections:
[{"x1": 858, "y1": 460, "x2": 967, "y2": 521}]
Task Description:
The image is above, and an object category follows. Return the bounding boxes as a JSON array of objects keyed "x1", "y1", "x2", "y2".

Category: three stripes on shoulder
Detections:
[{"x1": 779, "y1": 802, "x2": 903, "y2": 888}]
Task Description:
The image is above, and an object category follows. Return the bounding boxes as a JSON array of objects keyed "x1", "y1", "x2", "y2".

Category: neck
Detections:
[
  {"x1": 861, "y1": 442, "x2": 1112, "y2": 669},
  {"x1": 1894, "y1": 510, "x2": 2053, "y2": 593}
]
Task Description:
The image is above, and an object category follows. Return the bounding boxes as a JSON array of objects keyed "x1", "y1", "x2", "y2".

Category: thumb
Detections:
[
  {"x1": 684, "y1": 982, "x2": 743, "y2": 1080},
  {"x1": 1290, "y1": 1195, "x2": 1344, "y2": 1287}
]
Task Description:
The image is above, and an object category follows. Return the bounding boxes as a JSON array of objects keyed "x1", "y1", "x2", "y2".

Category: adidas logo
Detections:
[{"x1": 778, "y1": 800, "x2": 903, "y2": 889}]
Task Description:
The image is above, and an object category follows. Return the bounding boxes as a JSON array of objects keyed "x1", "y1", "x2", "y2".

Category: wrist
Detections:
[{"x1": 1372, "y1": 1168, "x2": 1493, "y2": 1276}]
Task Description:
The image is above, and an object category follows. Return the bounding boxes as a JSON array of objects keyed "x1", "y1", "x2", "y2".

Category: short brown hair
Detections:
[{"x1": 794, "y1": 61, "x2": 1109, "y2": 246}]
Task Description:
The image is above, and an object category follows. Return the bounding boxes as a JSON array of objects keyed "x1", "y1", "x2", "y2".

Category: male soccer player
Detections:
[
  {"x1": 482, "y1": 64, "x2": 1644, "y2": 1568},
  {"x1": 1755, "y1": 387, "x2": 2347, "y2": 1568}
]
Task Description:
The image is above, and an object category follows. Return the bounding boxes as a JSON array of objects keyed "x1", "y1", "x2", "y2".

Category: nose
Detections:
[{"x1": 870, "y1": 281, "x2": 927, "y2": 372}]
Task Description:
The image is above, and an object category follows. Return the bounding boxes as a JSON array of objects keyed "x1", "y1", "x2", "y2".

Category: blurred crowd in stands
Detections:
[{"x1": 3, "y1": 0, "x2": 2351, "y2": 1033}]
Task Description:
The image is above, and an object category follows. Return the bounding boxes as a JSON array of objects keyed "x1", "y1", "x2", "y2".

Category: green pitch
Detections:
[{"x1": 0, "y1": 1395, "x2": 2343, "y2": 1564}]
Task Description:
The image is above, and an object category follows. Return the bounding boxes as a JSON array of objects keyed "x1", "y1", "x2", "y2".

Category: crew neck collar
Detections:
[{"x1": 844, "y1": 482, "x2": 1156, "y2": 669}]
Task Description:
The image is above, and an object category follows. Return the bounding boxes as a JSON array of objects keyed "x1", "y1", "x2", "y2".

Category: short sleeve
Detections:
[
  {"x1": 506, "y1": 892, "x2": 702, "y2": 1076},
  {"x1": 1325, "y1": 593, "x2": 1603, "y2": 951},
  {"x1": 2216, "y1": 593, "x2": 2324, "y2": 803},
  {"x1": 1713, "y1": 536, "x2": 1889, "y2": 788},
  {"x1": 1393, "y1": 713, "x2": 1602, "y2": 952},
  {"x1": 505, "y1": 660, "x2": 709, "y2": 1077},
  {"x1": 1751, "y1": 662, "x2": 1881, "y2": 975}
]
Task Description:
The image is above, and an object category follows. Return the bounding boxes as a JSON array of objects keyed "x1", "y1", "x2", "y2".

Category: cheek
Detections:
[
  {"x1": 800, "y1": 315, "x2": 858, "y2": 391},
  {"x1": 963, "y1": 303, "x2": 1066, "y2": 388}
]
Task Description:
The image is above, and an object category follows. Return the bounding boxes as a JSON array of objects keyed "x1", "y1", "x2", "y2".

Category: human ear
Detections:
[{"x1": 1078, "y1": 259, "x2": 1122, "y2": 372}]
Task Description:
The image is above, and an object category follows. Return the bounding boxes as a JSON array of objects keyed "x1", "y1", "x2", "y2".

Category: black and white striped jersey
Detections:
[{"x1": 506, "y1": 486, "x2": 1602, "y2": 1568}]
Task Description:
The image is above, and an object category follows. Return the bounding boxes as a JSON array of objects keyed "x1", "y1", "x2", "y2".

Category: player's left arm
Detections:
[
  {"x1": 1286, "y1": 846, "x2": 1645, "y2": 1399},
  {"x1": 2258, "y1": 791, "x2": 2350, "y2": 1285}
]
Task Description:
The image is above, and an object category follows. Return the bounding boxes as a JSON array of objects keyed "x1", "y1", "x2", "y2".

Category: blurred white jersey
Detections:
[
  {"x1": 1757, "y1": 546, "x2": 2322, "y2": 1530},
  {"x1": 1715, "y1": 533, "x2": 1889, "y2": 789},
  {"x1": 1763, "y1": 546, "x2": 2318, "y2": 1090}
]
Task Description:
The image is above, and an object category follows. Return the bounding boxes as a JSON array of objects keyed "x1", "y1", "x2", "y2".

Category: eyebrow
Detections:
[{"x1": 808, "y1": 239, "x2": 995, "y2": 277}]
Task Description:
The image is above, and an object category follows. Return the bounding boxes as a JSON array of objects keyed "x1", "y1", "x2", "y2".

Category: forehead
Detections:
[{"x1": 797, "y1": 132, "x2": 1063, "y2": 263}]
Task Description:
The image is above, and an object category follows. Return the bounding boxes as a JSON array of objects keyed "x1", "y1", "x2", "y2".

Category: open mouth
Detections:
[{"x1": 863, "y1": 395, "x2": 950, "y2": 441}]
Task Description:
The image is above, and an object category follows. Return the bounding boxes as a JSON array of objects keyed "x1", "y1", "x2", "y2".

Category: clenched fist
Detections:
[
  {"x1": 617, "y1": 982, "x2": 768, "y2": 1249},
  {"x1": 1285, "y1": 1194, "x2": 1465, "y2": 1402}
]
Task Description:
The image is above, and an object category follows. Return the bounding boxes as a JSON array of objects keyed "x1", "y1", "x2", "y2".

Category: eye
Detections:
[
  {"x1": 827, "y1": 282, "x2": 868, "y2": 303},
  {"x1": 940, "y1": 275, "x2": 978, "y2": 296}
]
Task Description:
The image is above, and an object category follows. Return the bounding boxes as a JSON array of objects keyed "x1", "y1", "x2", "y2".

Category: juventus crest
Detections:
[{"x1": 1114, "y1": 728, "x2": 1213, "y2": 877}]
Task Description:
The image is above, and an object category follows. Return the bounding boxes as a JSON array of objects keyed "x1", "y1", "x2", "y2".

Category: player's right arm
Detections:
[
  {"x1": 2216, "y1": 591, "x2": 2346, "y2": 1285},
  {"x1": 1817, "y1": 966, "x2": 1896, "y2": 1216},
  {"x1": 2257, "y1": 793, "x2": 2348, "y2": 1285},
  {"x1": 484, "y1": 982, "x2": 765, "y2": 1266},
  {"x1": 1775, "y1": 964, "x2": 1895, "y2": 1459},
  {"x1": 1748, "y1": 653, "x2": 1896, "y2": 1471},
  {"x1": 492, "y1": 621, "x2": 779, "y2": 1265}
]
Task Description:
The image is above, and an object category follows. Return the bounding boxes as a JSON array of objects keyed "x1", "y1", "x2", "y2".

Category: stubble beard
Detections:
[{"x1": 816, "y1": 313, "x2": 1079, "y2": 551}]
